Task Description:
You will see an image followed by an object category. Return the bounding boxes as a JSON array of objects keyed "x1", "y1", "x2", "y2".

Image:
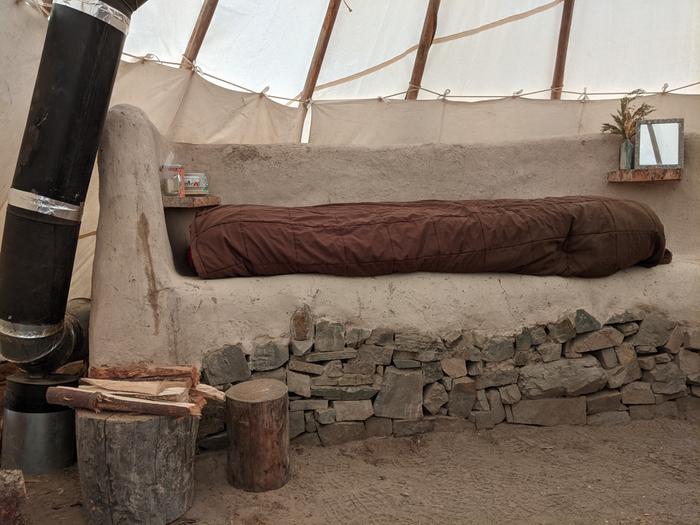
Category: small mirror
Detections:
[{"x1": 635, "y1": 118, "x2": 684, "y2": 169}]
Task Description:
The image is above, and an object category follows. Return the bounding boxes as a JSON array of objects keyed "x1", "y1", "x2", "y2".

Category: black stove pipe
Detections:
[{"x1": 0, "y1": 0, "x2": 149, "y2": 373}]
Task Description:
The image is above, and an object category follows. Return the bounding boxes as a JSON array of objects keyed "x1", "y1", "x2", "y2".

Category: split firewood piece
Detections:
[
  {"x1": 46, "y1": 386, "x2": 201, "y2": 417},
  {"x1": 193, "y1": 383, "x2": 226, "y2": 402},
  {"x1": 81, "y1": 378, "x2": 190, "y2": 400},
  {"x1": 88, "y1": 365, "x2": 199, "y2": 386},
  {"x1": 78, "y1": 385, "x2": 190, "y2": 403}
]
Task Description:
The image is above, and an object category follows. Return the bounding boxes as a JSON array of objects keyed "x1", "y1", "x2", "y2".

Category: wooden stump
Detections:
[
  {"x1": 226, "y1": 379, "x2": 289, "y2": 491},
  {"x1": 76, "y1": 410, "x2": 198, "y2": 525},
  {"x1": 0, "y1": 469, "x2": 26, "y2": 524}
]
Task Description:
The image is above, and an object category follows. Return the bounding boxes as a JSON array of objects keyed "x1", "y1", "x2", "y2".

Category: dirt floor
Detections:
[{"x1": 24, "y1": 418, "x2": 700, "y2": 525}]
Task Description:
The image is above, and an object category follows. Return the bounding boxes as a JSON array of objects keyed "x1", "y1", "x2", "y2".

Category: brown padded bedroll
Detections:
[{"x1": 189, "y1": 196, "x2": 669, "y2": 279}]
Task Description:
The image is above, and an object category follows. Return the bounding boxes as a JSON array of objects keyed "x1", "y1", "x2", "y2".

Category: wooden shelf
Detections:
[
  {"x1": 162, "y1": 195, "x2": 221, "y2": 208},
  {"x1": 607, "y1": 168, "x2": 682, "y2": 183}
]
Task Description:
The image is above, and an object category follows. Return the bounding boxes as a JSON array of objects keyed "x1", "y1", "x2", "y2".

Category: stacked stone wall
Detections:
[{"x1": 196, "y1": 307, "x2": 700, "y2": 448}]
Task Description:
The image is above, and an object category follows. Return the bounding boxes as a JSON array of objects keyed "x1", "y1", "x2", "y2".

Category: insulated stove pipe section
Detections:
[{"x1": 0, "y1": 0, "x2": 148, "y2": 372}]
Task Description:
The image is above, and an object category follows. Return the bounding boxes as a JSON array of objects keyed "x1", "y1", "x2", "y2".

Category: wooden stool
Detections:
[
  {"x1": 75, "y1": 411, "x2": 198, "y2": 525},
  {"x1": 226, "y1": 379, "x2": 289, "y2": 492}
]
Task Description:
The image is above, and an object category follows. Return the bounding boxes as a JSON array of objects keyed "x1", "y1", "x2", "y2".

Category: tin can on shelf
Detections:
[
  {"x1": 160, "y1": 164, "x2": 185, "y2": 198},
  {"x1": 184, "y1": 173, "x2": 209, "y2": 195}
]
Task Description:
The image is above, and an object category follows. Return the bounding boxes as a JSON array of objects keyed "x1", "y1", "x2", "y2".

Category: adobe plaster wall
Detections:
[{"x1": 90, "y1": 105, "x2": 700, "y2": 368}]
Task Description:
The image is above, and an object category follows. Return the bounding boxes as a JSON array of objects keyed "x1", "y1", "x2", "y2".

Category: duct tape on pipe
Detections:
[
  {"x1": 8, "y1": 188, "x2": 84, "y2": 223},
  {"x1": 53, "y1": 0, "x2": 130, "y2": 35},
  {"x1": 0, "y1": 319, "x2": 64, "y2": 339}
]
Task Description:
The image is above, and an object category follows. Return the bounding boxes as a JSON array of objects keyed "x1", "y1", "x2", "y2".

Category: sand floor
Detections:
[{"x1": 24, "y1": 417, "x2": 700, "y2": 525}]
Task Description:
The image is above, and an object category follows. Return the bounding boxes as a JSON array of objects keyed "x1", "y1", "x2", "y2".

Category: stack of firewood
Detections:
[{"x1": 46, "y1": 365, "x2": 223, "y2": 417}]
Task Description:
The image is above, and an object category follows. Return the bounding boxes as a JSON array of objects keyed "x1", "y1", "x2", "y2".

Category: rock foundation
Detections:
[{"x1": 198, "y1": 307, "x2": 700, "y2": 447}]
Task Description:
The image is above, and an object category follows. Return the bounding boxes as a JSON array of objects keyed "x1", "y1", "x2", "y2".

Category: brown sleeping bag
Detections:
[{"x1": 188, "y1": 196, "x2": 670, "y2": 279}]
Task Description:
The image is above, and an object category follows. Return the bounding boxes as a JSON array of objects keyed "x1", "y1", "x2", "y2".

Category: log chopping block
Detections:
[
  {"x1": 0, "y1": 469, "x2": 26, "y2": 524},
  {"x1": 75, "y1": 410, "x2": 198, "y2": 525},
  {"x1": 225, "y1": 379, "x2": 289, "y2": 491}
]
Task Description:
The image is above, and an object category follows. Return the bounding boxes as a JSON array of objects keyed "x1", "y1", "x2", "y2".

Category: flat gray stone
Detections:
[
  {"x1": 333, "y1": 400, "x2": 374, "y2": 421},
  {"x1": 366, "y1": 327, "x2": 394, "y2": 346},
  {"x1": 467, "y1": 361, "x2": 483, "y2": 376},
  {"x1": 345, "y1": 327, "x2": 371, "y2": 349},
  {"x1": 655, "y1": 353, "x2": 672, "y2": 364},
  {"x1": 314, "y1": 320, "x2": 345, "y2": 352},
  {"x1": 474, "y1": 389, "x2": 490, "y2": 411},
  {"x1": 288, "y1": 359, "x2": 325, "y2": 375},
  {"x1": 343, "y1": 359, "x2": 375, "y2": 375},
  {"x1": 393, "y1": 418, "x2": 434, "y2": 437},
  {"x1": 614, "y1": 343, "x2": 637, "y2": 365},
  {"x1": 482, "y1": 336, "x2": 515, "y2": 362},
  {"x1": 357, "y1": 344, "x2": 394, "y2": 365},
  {"x1": 251, "y1": 339, "x2": 289, "y2": 371},
  {"x1": 290, "y1": 399, "x2": 328, "y2": 411},
  {"x1": 201, "y1": 344, "x2": 251, "y2": 385},
  {"x1": 373, "y1": 368, "x2": 423, "y2": 419},
  {"x1": 606, "y1": 310, "x2": 644, "y2": 325},
  {"x1": 290, "y1": 411, "x2": 305, "y2": 439},
  {"x1": 394, "y1": 358, "x2": 421, "y2": 369},
  {"x1": 486, "y1": 389, "x2": 505, "y2": 424},
  {"x1": 476, "y1": 363, "x2": 519, "y2": 389},
  {"x1": 305, "y1": 412, "x2": 317, "y2": 433},
  {"x1": 515, "y1": 329, "x2": 532, "y2": 352},
  {"x1": 678, "y1": 348, "x2": 700, "y2": 384},
  {"x1": 395, "y1": 331, "x2": 444, "y2": 353},
  {"x1": 305, "y1": 349, "x2": 358, "y2": 362},
  {"x1": 629, "y1": 315, "x2": 676, "y2": 347},
  {"x1": 644, "y1": 362, "x2": 687, "y2": 394},
  {"x1": 530, "y1": 326, "x2": 548, "y2": 345},
  {"x1": 251, "y1": 368, "x2": 286, "y2": 382},
  {"x1": 595, "y1": 348, "x2": 619, "y2": 369},
  {"x1": 518, "y1": 355, "x2": 607, "y2": 399},
  {"x1": 662, "y1": 325, "x2": 684, "y2": 354},
  {"x1": 547, "y1": 318, "x2": 576, "y2": 343},
  {"x1": 290, "y1": 339, "x2": 314, "y2": 357},
  {"x1": 621, "y1": 382, "x2": 655, "y2": 404},
  {"x1": 317, "y1": 422, "x2": 366, "y2": 446},
  {"x1": 422, "y1": 361, "x2": 443, "y2": 384},
  {"x1": 314, "y1": 408, "x2": 336, "y2": 425},
  {"x1": 448, "y1": 377, "x2": 477, "y2": 417},
  {"x1": 290, "y1": 304, "x2": 313, "y2": 340},
  {"x1": 607, "y1": 360, "x2": 642, "y2": 389},
  {"x1": 635, "y1": 345, "x2": 657, "y2": 354},
  {"x1": 449, "y1": 340, "x2": 482, "y2": 362},
  {"x1": 587, "y1": 411, "x2": 630, "y2": 425},
  {"x1": 565, "y1": 327, "x2": 624, "y2": 357},
  {"x1": 287, "y1": 370, "x2": 311, "y2": 397},
  {"x1": 498, "y1": 384, "x2": 522, "y2": 405},
  {"x1": 538, "y1": 342, "x2": 562, "y2": 363},
  {"x1": 337, "y1": 374, "x2": 374, "y2": 386},
  {"x1": 310, "y1": 385, "x2": 379, "y2": 400},
  {"x1": 423, "y1": 382, "x2": 449, "y2": 415},
  {"x1": 575, "y1": 309, "x2": 602, "y2": 334},
  {"x1": 441, "y1": 357, "x2": 467, "y2": 378},
  {"x1": 685, "y1": 328, "x2": 700, "y2": 350},
  {"x1": 616, "y1": 322, "x2": 640, "y2": 337},
  {"x1": 637, "y1": 356, "x2": 656, "y2": 371},
  {"x1": 510, "y1": 397, "x2": 587, "y2": 426},
  {"x1": 586, "y1": 390, "x2": 623, "y2": 414},
  {"x1": 364, "y1": 416, "x2": 393, "y2": 437}
]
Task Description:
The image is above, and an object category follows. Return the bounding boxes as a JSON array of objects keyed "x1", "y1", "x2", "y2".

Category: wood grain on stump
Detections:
[
  {"x1": 75, "y1": 410, "x2": 198, "y2": 525},
  {"x1": 226, "y1": 379, "x2": 289, "y2": 492}
]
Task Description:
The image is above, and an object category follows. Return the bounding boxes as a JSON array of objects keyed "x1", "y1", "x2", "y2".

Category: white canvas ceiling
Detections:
[{"x1": 122, "y1": 0, "x2": 700, "y2": 101}]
